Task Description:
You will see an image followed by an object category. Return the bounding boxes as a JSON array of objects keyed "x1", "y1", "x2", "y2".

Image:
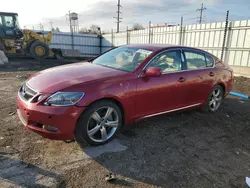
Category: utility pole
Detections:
[
  {"x1": 114, "y1": 0, "x2": 122, "y2": 33},
  {"x1": 197, "y1": 3, "x2": 206, "y2": 24},
  {"x1": 68, "y1": 11, "x2": 73, "y2": 33},
  {"x1": 49, "y1": 20, "x2": 54, "y2": 30},
  {"x1": 39, "y1": 23, "x2": 44, "y2": 31}
]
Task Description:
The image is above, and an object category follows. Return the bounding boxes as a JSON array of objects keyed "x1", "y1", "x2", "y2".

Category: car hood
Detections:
[{"x1": 27, "y1": 62, "x2": 126, "y2": 93}]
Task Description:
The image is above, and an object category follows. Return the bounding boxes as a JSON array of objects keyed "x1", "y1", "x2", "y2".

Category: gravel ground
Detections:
[{"x1": 0, "y1": 64, "x2": 250, "y2": 188}]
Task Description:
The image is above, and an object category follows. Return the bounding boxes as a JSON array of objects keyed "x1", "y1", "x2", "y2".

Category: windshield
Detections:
[
  {"x1": 4, "y1": 15, "x2": 14, "y2": 27},
  {"x1": 92, "y1": 47, "x2": 153, "y2": 72}
]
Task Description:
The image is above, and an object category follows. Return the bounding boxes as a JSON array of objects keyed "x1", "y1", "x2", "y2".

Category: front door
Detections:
[{"x1": 135, "y1": 49, "x2": 191, "y2": 118}]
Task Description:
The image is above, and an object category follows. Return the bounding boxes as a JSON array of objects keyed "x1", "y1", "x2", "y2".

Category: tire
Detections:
[
  {"x1": 75, "y1": 100, "x2": 123, "y2": 146},
  {"x1": 0, "y1": 41, "x2": 6, "y2": 52},
  {"x1": 29, "y1": 41, "x2": 49, "y2": 60},
  {"x1": 55, "y1": 51, "x2": 63, "y2": 60},
  {"x1": 202, "y1": 85, "x2": 224, "y2": 113}
]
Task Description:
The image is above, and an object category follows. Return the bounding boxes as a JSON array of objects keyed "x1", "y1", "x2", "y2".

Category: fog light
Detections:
[{"x1": 42, "y1": 125, "x2": 58, "y2": 132}]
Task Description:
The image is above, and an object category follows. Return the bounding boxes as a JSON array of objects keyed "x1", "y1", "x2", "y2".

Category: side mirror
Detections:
[{"x1": 145, "y1": 67, "x2": 162, "y2": 77}]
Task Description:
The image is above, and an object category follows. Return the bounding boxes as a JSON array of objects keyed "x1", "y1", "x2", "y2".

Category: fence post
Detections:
[
  {"x1": 224, "y1": 21, "x2": 232, "y2": 64},
  {"x1": 127, "y1": 26, "x2": 129, "y2": 44},
  {"x1": 221, "y1": 10, "x2": 229, "y2": 61},
  {"x1": 111, "y1": 28, "x2": 114, "y2": 47},
  {"x1": 149, "y1": 21, "x2": 151, "y2": 43},
  {"x1": 179, "y1": 17, "x2": 183, "y2": 45},
  {"x1": 99, "y1": 28, "x2": 102, "y2": 55}
]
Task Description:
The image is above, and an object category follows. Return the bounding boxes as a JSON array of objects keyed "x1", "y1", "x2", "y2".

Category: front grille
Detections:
[{"x1": 19, "y1": 83, "x2": 37, "y2": 101}]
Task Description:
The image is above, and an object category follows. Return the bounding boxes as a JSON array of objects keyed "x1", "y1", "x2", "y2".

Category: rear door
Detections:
[{"x1": 182, "y1": 49, "x2": 216, "y2": 105}]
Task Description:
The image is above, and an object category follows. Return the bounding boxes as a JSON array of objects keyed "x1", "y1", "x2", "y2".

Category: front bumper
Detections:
[{"x1": 17, "y1": 94, "x2": 85, "y2": 140}]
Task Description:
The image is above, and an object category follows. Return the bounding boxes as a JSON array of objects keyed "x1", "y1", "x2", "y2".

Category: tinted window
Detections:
[
  {"x1": 0, "y1": 17, "x2": 2, "y2": 25},
  {"x1": 206, "y1": 54, "x2": 214, "y2": 67},
  {"x1": 147, "y1": 50, "x2": 182, "y2": 73},
  {"x1": 184, "y1": 51, "x2": 206, "y2": 70}
]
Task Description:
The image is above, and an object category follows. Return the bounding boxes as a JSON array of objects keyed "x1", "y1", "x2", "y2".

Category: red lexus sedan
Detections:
[{"x1": 17, "y1": 44, "x2": 233, "y2": 145}]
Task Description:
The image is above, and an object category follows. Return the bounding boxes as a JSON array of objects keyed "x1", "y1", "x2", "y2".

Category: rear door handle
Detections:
[
  {"x1": 209, "y1": 72, "x2": 215, "y2": 77},
  {"x1": 178, "y1": 77, "x2": 186, "y2": 83}
]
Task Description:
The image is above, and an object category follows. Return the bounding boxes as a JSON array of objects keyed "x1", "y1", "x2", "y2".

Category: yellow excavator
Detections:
[{"x1": 0, "y1": 12, "x2": 81, "y2": 61}]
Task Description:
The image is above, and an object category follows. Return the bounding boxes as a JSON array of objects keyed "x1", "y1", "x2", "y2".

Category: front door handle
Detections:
[
  {"x1": 209, "y1": 72, "x2": 215, "y2": 77},
  {"x1": 178, "y1": 77, "x2": 186, "y2": 83}
]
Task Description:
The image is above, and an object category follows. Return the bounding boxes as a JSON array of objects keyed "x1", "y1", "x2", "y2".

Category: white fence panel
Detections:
[
  {"x1": 46, "y1": 31, "x2": 100, "y2": 56},
  {"x1": 101, "y1": 19, "x2": 250, "y2": 69}
]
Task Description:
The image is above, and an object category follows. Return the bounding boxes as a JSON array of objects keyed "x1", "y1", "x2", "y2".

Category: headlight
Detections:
[{"x1": 44, "y1": 92, "x2": 85, "y2": 106}]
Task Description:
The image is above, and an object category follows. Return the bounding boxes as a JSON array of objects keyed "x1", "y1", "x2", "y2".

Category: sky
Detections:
[{"x1": 1, "y1": 0, "x2": 250, "y2": 32}]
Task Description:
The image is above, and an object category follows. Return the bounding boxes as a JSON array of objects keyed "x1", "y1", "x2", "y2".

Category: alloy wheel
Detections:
[
  {"x1": 87, "y1": 107, "x2": 119, "y2": 143},
  {"x1": 209, "y1": 88, "x2": 222, "y2": 112}
]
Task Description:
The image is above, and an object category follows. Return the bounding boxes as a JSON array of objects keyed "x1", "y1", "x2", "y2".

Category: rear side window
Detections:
[
  {"x1": 205, "y1": 54, "x2": 215, "y2": 67},
  {"x1": 184, "y1": 50, "x2": 206, "y2": 70}
]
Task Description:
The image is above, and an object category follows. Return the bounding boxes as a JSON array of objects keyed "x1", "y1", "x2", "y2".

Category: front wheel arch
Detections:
[
  {"x1": 78, "y1": 97, "x2": 126, "y2": 126},
  {"x1": 74, "y1": 99, "x2": 123, "y2": 145}
]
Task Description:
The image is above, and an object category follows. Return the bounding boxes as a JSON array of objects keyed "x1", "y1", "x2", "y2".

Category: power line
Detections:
[
  {"x1": 114, "y1": 0, "x2": 122, "y2": 33},
  {"x1": 123, "y1": 3, "x2": 194, "y2": 17},
  {"x1": 197, "y1": 3, "x2": 206, "y2": 24}
]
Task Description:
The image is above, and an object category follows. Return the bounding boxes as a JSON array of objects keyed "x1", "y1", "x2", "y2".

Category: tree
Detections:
[
  {"x1": 79, "y1": 27, "x2": 89, "y2": 34},
  {"x1": 89, "y1": 25, "x2": 101, "y2": 34},
  {"x1": 132, "y1": 23, "x2": 144, "y2": 30},
  {"x1": 79, "y1": 25, "x2": 101, "y2": 34},
  {"x1": 55, "y1": 27, "x2": 60, "y2": 32}
]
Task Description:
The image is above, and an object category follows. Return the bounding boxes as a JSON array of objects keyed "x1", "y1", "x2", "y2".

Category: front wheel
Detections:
[
  {"x1": 30, "y1": 41, "x2": 49, "y2": 61},
  {"x1": 75, "y1": 100, "x2": 122, "y2": 146},
  {"x1": 202, "y1": 85, "x2": 224, "y2": 112}
]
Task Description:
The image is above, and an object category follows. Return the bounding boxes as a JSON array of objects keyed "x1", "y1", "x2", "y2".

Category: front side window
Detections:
[
  {"x1": 184, "y1": 50, "x2": 207, "y2": 70},
  {"x1": 4, "y1": 16, "x2": 14, "y2": 27},
  {"x1": 146, "y1": 50, "x2": 182, "y2": 73},
  {"x1": 15, "y1": 15, "x2": 20, "y2": 29},
  {"x1": 92, "y1": 47, "x2": 152, "y2": 72},
  {"x1": 0, "y1": 17, "x2": 2, "y2": 25}
]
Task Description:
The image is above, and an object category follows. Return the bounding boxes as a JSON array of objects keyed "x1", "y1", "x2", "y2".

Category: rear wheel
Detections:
[
  {"x1": 75, "y1": 100, "x2": 122, "y2": 146},
  {"x1": 202, "y1": 85, "x2": 224, "y2": 112},
  {"x1": 30, "y1": 41, "x2": 49, "y2": 60}
]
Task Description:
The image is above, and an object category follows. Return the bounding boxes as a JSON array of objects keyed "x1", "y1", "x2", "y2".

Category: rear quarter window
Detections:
[{"x1": 205, "y1": 54, "x2": 215, "y2": 67}]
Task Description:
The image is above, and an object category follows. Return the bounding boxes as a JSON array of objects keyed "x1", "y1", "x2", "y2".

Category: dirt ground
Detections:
[{"x1": 1, "y1": 62, "x2": 250, "y2": 188}]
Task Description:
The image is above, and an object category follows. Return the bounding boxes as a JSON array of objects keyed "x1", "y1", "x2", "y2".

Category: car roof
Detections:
[
  {"x1": 123, "y1": 44, "x2": 177, "y2": 51},
  {"x1": 0, "y1": 12, "x2": 18, "y2": 16},
  {"x1": 123, "y1": 44, "x2": 209, "y2": 54}
]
